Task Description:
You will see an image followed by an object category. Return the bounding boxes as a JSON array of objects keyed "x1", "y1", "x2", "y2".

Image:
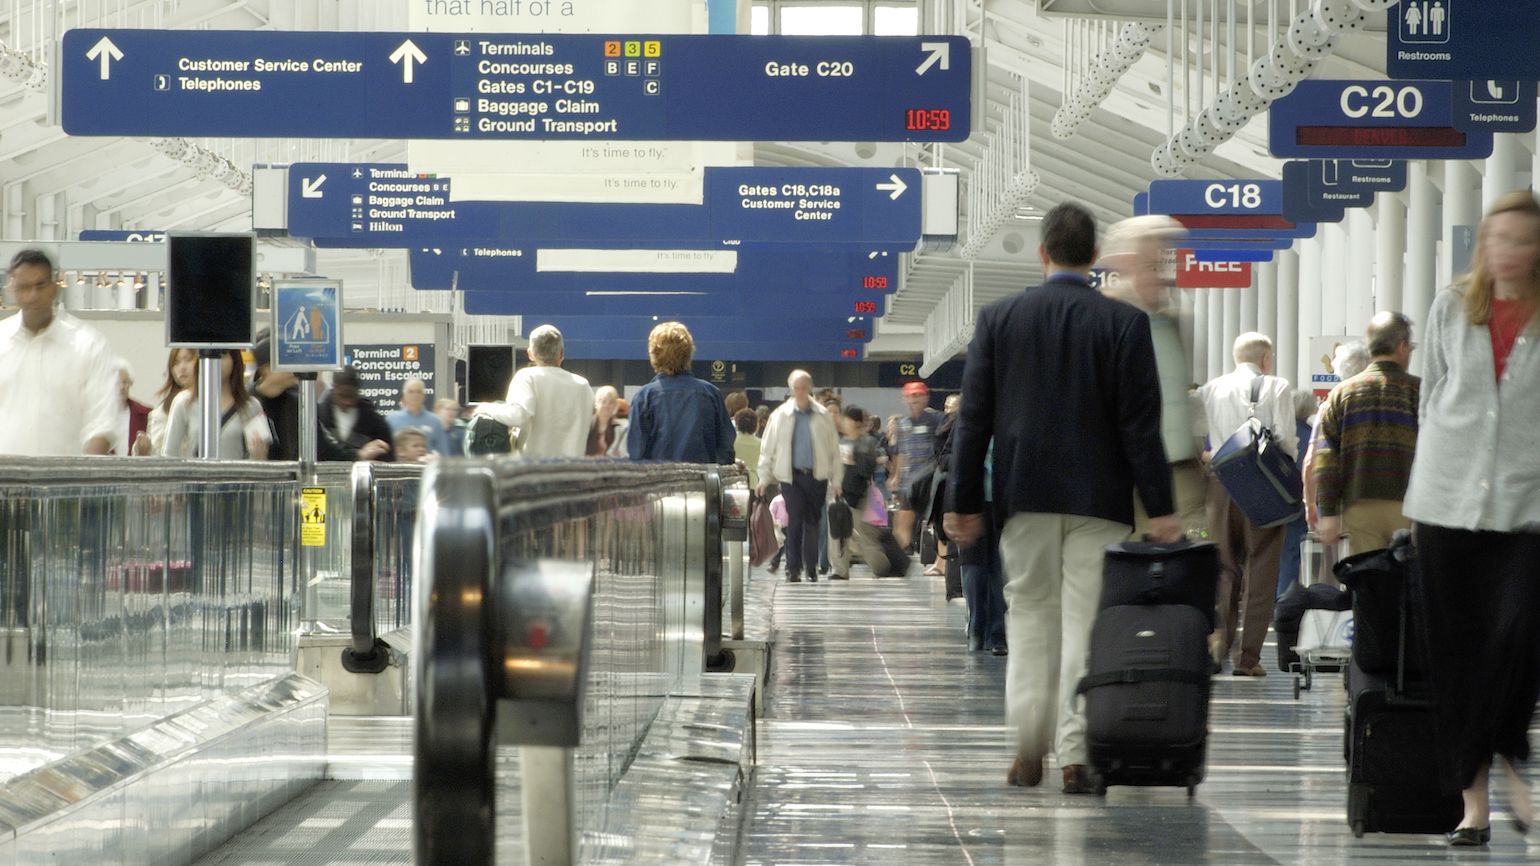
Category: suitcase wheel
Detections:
[
  {"x1": 1094, "y1": 779, "x2": 1108, "y2": 798},
  {"x1": 1293, "y1": 677, "x2": 1301, "y2": 700},
  {"x1": 1351, "y1": 820, "x2": 1365, "y2": 839}
]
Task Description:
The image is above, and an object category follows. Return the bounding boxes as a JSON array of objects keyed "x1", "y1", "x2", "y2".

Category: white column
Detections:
[
  {"x1": 1240, "y1": 270, "x2": 1260, "y2": 334},
  {"x1": 1345, "y1": 207, "x2": 1377, "y2": 338},
  {"x1": 1296, "y1": 236, "x2": 1324, "y2": 388},
  {"x1": 1320, "y1": 223, "x2": 1348, "y2": 337},
  {"x1": 1374, "y1": 192, "x2": 1407, "y2": 313},
  {"x1": 1483, "y1": 131, "x2": 1522, "y2": 211},
  {"x1": 1208, "y1": 289, "x2": 1226, "y2": 382},
  {"x1": 1190, "y1": 289, "x2": 1209, "y2": 384},
  {"x1": 1223, "y1": 284, "x2": 1242, "y2": 356},
  {"x1": 1405, "y1": 161, "x2": 1441, "y2": 337},
  {"x1": 1441, "y1": 159, "x2": 1481, "y2": 288},
  {"x1": 1257, "y1": 259, "x2": 1278, "y2": 340},
  {"x1": 1276, "y1": 248, "x2": 1300, "y2": 391}
]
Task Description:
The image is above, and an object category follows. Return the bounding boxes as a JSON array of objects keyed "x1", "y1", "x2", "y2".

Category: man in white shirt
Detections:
[
  {"x1": 0, "y1": 249, "x2": 119, "y2": 456},
  {"x1": 1198, "y1": 332, "x2": 1300, "y2": 677},
  {"x1": 477, "y1": 325, "x2": 594, "y2": 458}
]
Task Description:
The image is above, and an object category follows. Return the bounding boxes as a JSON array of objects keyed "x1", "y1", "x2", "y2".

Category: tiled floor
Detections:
[{"x1": 736, "y1": 562, "x2": 1540, "y2": 866}]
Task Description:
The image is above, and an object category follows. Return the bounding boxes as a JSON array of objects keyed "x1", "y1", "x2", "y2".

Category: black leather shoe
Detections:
[
  {"x1": 787, "y1": 574, "x2": 802, "y2": 583},
  {"x1": 1514, "y1": 816, "x2": 1530, "y2": 837},
  {"x1": 1062, "y1": 765, "x2": 1097, "y2": 795},
  {"x1": 819, "y1": 565, "x2": 830, "y2": 576},
  {"x1": 990, "y1": 645, "x2": 1009, "y2": 657},
  {"x1": 808, "y1": 572, "x2": 818, "y2": 583},
  {"x1": 830, "y1": 573, "x2": 850, "y2": 581},
  {"x1": 1446, "y1": 826, "x2": 1491, "y2": 846},
  {"x1": 968, "y1": 634, "x2": 985, "y2": 652}
]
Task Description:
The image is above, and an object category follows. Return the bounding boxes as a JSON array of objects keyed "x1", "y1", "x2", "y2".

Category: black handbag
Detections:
[
  {"x1": 828, "y1": 501, "x2": 853, "y2": 541},
  {"x1": 464, "y1": 415, "x2": 512, "y2": 456},
  {"x1": 1099, "y1": 540, "x2": 1221, "y2": 629}
]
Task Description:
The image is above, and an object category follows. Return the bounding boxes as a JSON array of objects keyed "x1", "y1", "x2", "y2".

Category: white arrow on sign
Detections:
[
  {"x1": 301, "y1": 175, "x2": 327, "y2": 199},
  {"x1": 86, "y1": 36, "x2": 124, "y2": 81},
  {"x1": 390, "y1": 39, "x2": 428, "y2": 84},
  {"x1": 916, "y1": 41, "x2": 950, "y2": 76},
  {"x1": 876, "y1": 174, "x2": 909, "y2": 200}
]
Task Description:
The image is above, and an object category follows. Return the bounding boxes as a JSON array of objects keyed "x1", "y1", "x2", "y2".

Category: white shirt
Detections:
[
  {"x1": 0, "y1": 310, "x2": 120, "y2": 456},
  {"x1": 162, "y1": 391, "x2": 272, "y2": 459},
  {"x1": 333, "y1": 407, "x2": 359, "y2": 445},
  {"x1": 1198, "y1": 362, "x2": 1300, "y2": 460},
  {"x1": 479, "y1": 364, "x2": 594, "y2": 458}
]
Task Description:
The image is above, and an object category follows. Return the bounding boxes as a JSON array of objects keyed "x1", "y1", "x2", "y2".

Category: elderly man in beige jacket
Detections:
[{"x1": 757, "y1": 370, "x2": 842, "y2": 583}]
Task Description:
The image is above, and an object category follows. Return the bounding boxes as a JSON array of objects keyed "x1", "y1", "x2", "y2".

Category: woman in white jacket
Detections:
[{"x1": 756, "y1": 370, "x2": 842, "y2": 583}]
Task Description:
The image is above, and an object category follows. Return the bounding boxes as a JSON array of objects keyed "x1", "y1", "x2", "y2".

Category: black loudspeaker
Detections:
[
  {"x1": 467, "y1": 344, "x2": 515, "y2": 403},
  {"x1": 165, "y1": 233, "x2": 255, "y2": 348}
]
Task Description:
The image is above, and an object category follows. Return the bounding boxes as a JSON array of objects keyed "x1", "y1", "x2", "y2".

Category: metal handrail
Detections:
[
  {"x1": 414, "y1": 458, "x2": 741, "y2": 866},
  {"x1": 703, "y1": 468, "x2": 725, "y2": 669},
  {"x1": 342, "y1": 461, "x2": 426, "y2": 673},
  {"x1": 0, "y1": 457, "x2": 303, "y2": 485}
]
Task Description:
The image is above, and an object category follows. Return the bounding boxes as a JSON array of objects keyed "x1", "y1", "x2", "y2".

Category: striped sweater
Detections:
[{"x1": 1312, "y1": 361, "x2": 1421, "y2": 517}]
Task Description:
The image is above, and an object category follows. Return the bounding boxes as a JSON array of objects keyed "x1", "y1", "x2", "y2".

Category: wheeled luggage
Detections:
[
  {"x1": 1336, "y1": 531, "x2": 1458, "y2": 837},
  {"x1": 1345, "y1": 657, "x2": 1461, "y2": 837},
  {"x1": 1099, "y1": 540, "x2": 1221, "y2": 628},
  {"x1": 1078, "y1": 603, "x2": 1212, "y2": 796},
  {"x1": 1286, "y1": 533, "x2": 1353, "y2": 698},
  {"x1": 1335, "y1": 535, "x2": 1429, "y2": 681}
]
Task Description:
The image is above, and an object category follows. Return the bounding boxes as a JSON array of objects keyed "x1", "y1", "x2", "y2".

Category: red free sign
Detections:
[{"x1": 1174, "y1": 249, "x2": 1252, "y2": 289}]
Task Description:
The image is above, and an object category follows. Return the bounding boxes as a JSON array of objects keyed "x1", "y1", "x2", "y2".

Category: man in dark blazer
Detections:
[{"x1": 945, "y1": 202, "x2": 1181, "y2": 795}]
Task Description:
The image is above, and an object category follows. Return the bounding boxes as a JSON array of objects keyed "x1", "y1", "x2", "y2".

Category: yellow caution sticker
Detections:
[{"x1": 301, "y1": 487, "x2": 327, "y2": 548}]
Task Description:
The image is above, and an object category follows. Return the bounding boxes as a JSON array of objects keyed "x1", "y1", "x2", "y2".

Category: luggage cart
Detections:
[{"x1": 1292, "y1": 531, "x2": 1353, "y2": 699}]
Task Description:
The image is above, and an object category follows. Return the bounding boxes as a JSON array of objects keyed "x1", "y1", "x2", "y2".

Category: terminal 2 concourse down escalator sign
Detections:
[{"x1": 60, "y1": 29, "x2": 971, "y2": 143}]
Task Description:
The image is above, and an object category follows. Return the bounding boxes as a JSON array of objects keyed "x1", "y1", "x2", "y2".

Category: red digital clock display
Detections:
[
  {"x1": 840, "y1": 349, "x2": 860, "y2": 359},
  {"x1": 846, "y1": 329, "x2": 868, "y2": 341},
  {"x1": 1294, "y1": 126, "x2": 1466, "y2": 148},
  {"x1": 863, "y1": 275, "x2": 889, "y2": 290},
  {"x1": 906, "y1": 109, "x2": 952, "y2": 132},
  {"x1": 853, "y1": 301, "x2": 879, "y2": 314}
]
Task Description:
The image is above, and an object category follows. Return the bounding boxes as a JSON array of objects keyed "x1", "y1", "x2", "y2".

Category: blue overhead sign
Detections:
[
  {"x1": 463, "y1": 289, "x2": 883, "y2": 319},
  {"x1": 519, "y1": 316, "x2": 876, "y2": 344},
  {"x1": 1148, "y1": 180, "x2": 1283, "y2": 216},
  {"x1": 271, "y1": 279, "x2": 342, "y2": 372},
  {"x1": 560, "y1": 341, "x2": 866, "y2": 362},
  {"x1": 291, "y1": 164, "x2": 924, "y2": 249},
  {"x1": 1190, "y1": 249, "x2": 1275, "y2": 263},
  {"x1": 1313, "y1": 159, "x2": 1408, "y2": 194},
  {"x1": 1450, "y1": 80, "x2": 1537, "y2": 134},
  {"x1": 1387, "y1": 3, "x2": 1540, "y2": 81},
  {"x1": 79, "y1": 229, "x2": 166, "y2": 242},
  {"x1": 1268, "y1": 79, "x2": 1493, "y2": 160},
  {"x1": 1282, "y1": 161, "x2": 1348, "y2": 225},
  {"x1": 411, "y1": 246, "x2": 898, "y2": 296},
  {"x1": 62, "y1": 29, "x2": 970, "y2": 142}
]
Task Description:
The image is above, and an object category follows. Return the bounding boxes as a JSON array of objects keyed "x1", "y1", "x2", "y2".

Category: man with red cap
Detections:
[{"x1": 889, "y1": 380, "x2": 944, "y2": 553}]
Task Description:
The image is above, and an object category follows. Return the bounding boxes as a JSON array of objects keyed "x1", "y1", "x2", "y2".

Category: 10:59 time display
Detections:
[{"x1": 905, "y1": 109, "x2": 951, "y2": 131}]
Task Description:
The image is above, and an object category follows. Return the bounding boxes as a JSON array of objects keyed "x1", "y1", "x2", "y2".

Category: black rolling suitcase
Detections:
[
  {"x1": 1078, "y1": 603, "x2": 1212, "y2": 796},
  {"x1": 1077, "y1": 540, "x2": 1219, "y2": 796},
  {"x1": 1344, "y1": 657, "x2": 1460, "y2": 837},
  {"x1": 1336, "y1": 532, "x2": 1460, "y2": 837}
]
